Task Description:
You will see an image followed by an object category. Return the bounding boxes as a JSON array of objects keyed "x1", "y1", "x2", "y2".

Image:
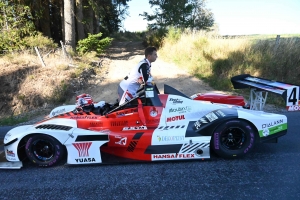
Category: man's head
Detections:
[{"x1": 145, "y1": 46, "x2": 158, "y2": 63}]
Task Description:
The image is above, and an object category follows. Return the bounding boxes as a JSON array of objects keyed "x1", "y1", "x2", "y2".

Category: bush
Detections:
[
  {"x1": 76, "y1": 33, "x2": 113, "y2": 55},
  {"x1": 164, "y1": 27, "x2": 182, "y2": 44},
  {"x1": 22, "y1": 33, "x2": 57, "y2": 50},
  {"x1": 144, "y1": 28, "x2": 168, "y2": 48}
]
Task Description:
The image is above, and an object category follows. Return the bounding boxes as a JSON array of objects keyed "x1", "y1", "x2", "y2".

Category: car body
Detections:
[{"x1": 3, "y1": 84, "x2": 287, "y2": 168}]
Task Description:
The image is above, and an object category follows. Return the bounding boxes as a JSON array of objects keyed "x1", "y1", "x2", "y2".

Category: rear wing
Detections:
[{"x1": 231, "y1": 74, "x2": 300, "y2": 111}]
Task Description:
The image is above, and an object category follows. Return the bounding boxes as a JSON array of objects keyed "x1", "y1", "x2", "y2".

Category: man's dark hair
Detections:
[{"x1": 145, "y1": 46, "x2": 157, "y2": 57}]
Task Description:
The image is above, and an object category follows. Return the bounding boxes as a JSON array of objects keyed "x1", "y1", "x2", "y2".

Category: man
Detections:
[{"x1": 118, "y1": 46, "x2": 158, "y2": 105}]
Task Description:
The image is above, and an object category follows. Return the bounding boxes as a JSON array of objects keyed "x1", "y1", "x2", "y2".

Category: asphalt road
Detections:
[{"x1": 0, "y1": 112, "x2": 299, "y2": 200}]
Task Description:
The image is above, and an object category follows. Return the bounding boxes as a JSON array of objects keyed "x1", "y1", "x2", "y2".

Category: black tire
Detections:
[
  {"x1": 211, "y1": 120, "x2": 256, "y2": 158},
  {"x1": 25, "y1": 134, "x2": 65, "y2": 167}
]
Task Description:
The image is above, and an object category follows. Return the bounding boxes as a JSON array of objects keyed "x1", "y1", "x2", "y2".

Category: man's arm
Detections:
[{"x1": 138, "y1": 63, "x2": 150, "y2": 82}]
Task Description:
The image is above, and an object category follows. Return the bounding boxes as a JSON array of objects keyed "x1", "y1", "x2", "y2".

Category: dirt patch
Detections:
[{"x1": 75, "y1": 40, "x2": 226, "y2": 104}]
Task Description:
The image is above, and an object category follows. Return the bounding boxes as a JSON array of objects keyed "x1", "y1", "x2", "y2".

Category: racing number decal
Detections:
[
  {"x1": 287, "y1": 87, "x2": 299, "y2": 106},
  {"x1": 287, "y1": 86, "x2": 300, "y2": 111}
]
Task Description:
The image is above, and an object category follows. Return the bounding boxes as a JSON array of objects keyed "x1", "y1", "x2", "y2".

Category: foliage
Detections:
[
  {"x1": 110, "y1": 31, "x2": 146, "y2": 41},
  {"x1": 140, "y1": 0, "x2": 214, "y2": 30},
  {"x1": 22, "y1": 33, "x2": 57, "y2": 50},
  {"x1": 50, "y1": 80, "x2": 69, "y2": 103},
  {"x1": 144, "y1": 28, "x2": 168, "y2": 48},
  {"x1": 76, "y1": 33, "x2": 113, "y2": 54},
  {"x1": 0, "y1": 115, "x2": 29, "y2": 126},
  {"x1": 0, "y1": 2, "x2": 36, "y2": 53},
  {"x1": 163, "y1": 27, "x2": 183, "y2": 44},
  {"x1": 159, "y1": 31, "x2": 300, "y2": 92},
  {"x1": 87, "y1": 0, "x2": 131, "y2": 36}
]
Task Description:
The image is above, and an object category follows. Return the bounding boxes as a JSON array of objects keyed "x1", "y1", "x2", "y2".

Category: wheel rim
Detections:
[
  {"x1": 220, "y1": 127, "x2": 246, "y2": 150},
  {"x1": 32, "y1": 139, "x2": 55, "y2": 162}
]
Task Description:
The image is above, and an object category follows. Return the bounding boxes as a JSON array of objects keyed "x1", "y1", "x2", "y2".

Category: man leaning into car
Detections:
[{"x1": 118, "y1": 46, "x2": 158, "y2": 105}]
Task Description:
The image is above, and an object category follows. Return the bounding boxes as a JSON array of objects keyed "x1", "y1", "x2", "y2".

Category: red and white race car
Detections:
[{"x1": 2, "y1": 84, "x2": 287, "y2": 168}]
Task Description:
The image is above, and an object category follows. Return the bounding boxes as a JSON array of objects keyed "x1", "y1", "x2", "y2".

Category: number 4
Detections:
[{"x1": 288, "y1": 87, "x2": 299, "y2": 105}]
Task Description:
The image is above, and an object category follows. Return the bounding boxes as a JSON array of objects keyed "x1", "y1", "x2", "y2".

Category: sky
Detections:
[{"x1": 123, "y1": 0, "x2": 300, "y2": 35}]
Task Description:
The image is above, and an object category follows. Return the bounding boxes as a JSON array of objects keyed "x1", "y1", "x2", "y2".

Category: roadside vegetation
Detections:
[
  {"x1": 0, "y1": 33, "x2": 112, "y2": 125},
  {"x1": 158, "y1": 28, "x2": 300, "y2": 104}
]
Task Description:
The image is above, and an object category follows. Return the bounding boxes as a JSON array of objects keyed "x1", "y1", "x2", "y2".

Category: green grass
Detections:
[
  {"x1": 0, "y1": 115, "x2": 29, "y2": 126},
  {"x1": 160, "y1": 30, "x2": 300, "y2": 93}
]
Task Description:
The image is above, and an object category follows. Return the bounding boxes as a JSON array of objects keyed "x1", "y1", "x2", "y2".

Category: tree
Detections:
[
  {"x1": 0, "y1": 0, "x2": 131, "y2": 52},
  {"x1": 76, "y1": 0, "x2": 85, "y2": 40},
  {"x1": 141, "y1": 0, "x2": 214, "y2": 30},
  {"x1": 64, "y1": 0, "x2": 75, "y2": 50},
  {"x1": 0, "y1": 1, "x2": 36, "y2": 52},
  {"x1": 190, "y1": 0, "x2": 214, "y2": 30}
]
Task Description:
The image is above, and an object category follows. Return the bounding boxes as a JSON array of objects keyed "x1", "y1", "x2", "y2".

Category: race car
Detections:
[{"x1": 2, "y1": 84, "x2": 287, "y2": 168}]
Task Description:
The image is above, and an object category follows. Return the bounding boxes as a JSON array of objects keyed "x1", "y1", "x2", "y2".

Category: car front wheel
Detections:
[
  {"x1": 25, "y1": 134, "x2": 65, "y2": 167},
  {"x1": 211, "y1": 120, "x2": 256, "y2": 158}
]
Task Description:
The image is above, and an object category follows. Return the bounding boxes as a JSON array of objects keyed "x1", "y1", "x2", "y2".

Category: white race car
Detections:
[{"x1": 2, "y1": 84, "x2": 287, "y2": 169}]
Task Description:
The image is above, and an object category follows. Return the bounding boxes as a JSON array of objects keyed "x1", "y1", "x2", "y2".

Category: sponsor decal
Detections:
[
  {"x1": 150, "y1": 107, "x2": 158, "y2": 117},
  {"x1": 51, "y1": 108, "x2": 66, "y2": 116},
  {"x1": 6, "y1": 149, "x2": 15, "y2": 157},
  {"x1": 166, "y1": 115, "x2": 185, "y2": 122},
  {"x1": 194, "y1": 117, "x2": 208, "y2": 129},
  {"x1": 123, "y1": 126, "x2": 147, "y2": 131},
  {"x1": 205, "y1": 112, "x2": 218, "y2": 122},
  {"x1": 90, "y1": 121, "x2": 103, "y2": 126},
  {"x1": 287, "y1": 105, "x2": 300, "y2": 111},
  {"x1": 115, "y1": 136, "x2": 127, "y2": 145},
  {"x1": 214, "y1": 133, "x2": 219, "y2": 149},
  {"x1": 190, "y1": 94, "x2": 199, "y2": 99},
  {"x1": 157, "y1": 135, "x2": 184, "y2": 142},
  {"x1": 99, "y1": 129, "x2": 110, "y2": 134},
  {"x1": 262, "y1": 119, "x2": 284, "y2": 128},
  {"x1": 169, "y1": 106, "x2": 191, "y2": 114},
  {"x1": 215, "y1": 110, "x2": 226, "y2": 117},
  {"x1": 259, "y1": 123, "x2": 286, "y2": 137},
  {"x1": 146, "y1": 119, "x2": 160, "y2": 124},
  {"x1": 117, "y1": 113, "x2": 125, "y2": 118},
  {"x1": 262, "y1": 128, "x2": 270, "y2": 136},
  {"x1": 70, "y1": 116, "x2": 97, "y2": 119},
  {"x1": 73, "y1": 142, "x2": 92, "y2": 157},
  {"x1": 75, "y1": 158, "x2": 96, "y2": 163},
  {"x1": 169, "y1": 98, "x2": 183, "y2": 104},
  {"x1": 152, "y1": 153, "x2": 195, "y2": 160},
  {"x1": 145, "y1": 87, "x2": 154, "y2": 98},
  {"x1": 116, "y1": 109, "x2": 138, "y2": 116}
]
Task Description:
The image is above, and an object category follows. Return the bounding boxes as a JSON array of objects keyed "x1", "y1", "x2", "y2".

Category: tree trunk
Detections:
[
  {"x1": 51, "y1": 0, "x2": 63, "y2": 43},
  {"x1": 40, "y1": 0, "x2": 52, "y2": 38},
  {"x1": 86, "y1": 4, "x2": 94, "y2": 34},
  {"x1": 94, "y1": 12, "x2": 100, "y2": 34},
  {"x1": 32, "y1": 0, "x2": 41, "y2": 32},
  {"x1": 75, "y1": 0, "x2": 85, "y2": 40},
  {"x1": 60, "y1": 0, "x2": 65, "y2": 42},
  {"x1": 64, "y1": 0, "x2": 75, "y2": 51}
]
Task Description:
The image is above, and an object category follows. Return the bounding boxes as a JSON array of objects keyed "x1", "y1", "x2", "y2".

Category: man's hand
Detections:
[{"x1": 137, "y1": 77, "x2": 144, "y2": 84}]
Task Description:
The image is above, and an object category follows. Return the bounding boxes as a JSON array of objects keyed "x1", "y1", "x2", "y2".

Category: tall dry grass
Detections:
[{"x1": 160, "y1": 30, "x2": 300, "y2": 92}]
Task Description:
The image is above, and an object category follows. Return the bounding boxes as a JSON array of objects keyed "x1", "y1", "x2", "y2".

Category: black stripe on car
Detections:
[
  {"x1": 144, "y1": 144, "x2": 182, "y2": 154},
  {"x1": 127, "y1": 132, "x2": 144, "y2": 152},
  {"x1": 75, "y1": 135, "x2": 109, "y2": 142}
]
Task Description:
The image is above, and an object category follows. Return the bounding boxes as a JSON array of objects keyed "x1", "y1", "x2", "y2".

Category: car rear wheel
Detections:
[
  {"x1": 211, "y1": 120, "x2": 256, "y2": 158},
  {"x1": 25, "y1": 134, "x2": 65, "y2": 167}
]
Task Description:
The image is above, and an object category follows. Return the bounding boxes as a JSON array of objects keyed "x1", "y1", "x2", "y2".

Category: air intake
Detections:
[{"x1": 35, "y1": 124, "x2": 73, "y2": 131}]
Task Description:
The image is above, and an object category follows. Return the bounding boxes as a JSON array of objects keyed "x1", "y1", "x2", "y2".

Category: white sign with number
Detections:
[{"x1": 286, "y1": 86, "x2": 300, "y2": 111}]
